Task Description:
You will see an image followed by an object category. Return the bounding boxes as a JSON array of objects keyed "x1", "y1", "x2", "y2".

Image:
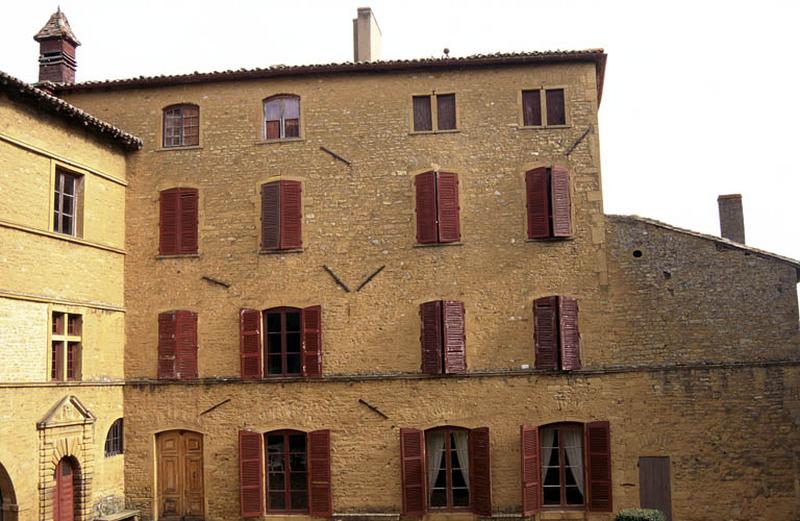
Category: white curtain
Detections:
[
  {"x1": 540, "y1": 428, "x2": 557, "y2": 482},
  {"x1": 452, "y1": 430, "x2": 470, "y2": 491},
  {"x1": 563, "y1": 428, "x2": 585, "y2": 497},
  {"x1": 426, "y1": 431, "x2": 446, "y2": 500}
]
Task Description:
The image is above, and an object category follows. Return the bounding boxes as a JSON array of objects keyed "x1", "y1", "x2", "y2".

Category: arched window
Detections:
[
  {"x1": 163, "y1": 104, "x2": 199, "y2": 147},
  {"x1": 104, "y1": 419, "x2": 123, "y2": 457},
  {"x1": 264, "y1": 95, "x2": 300, "y2": 140},
  {"x1": 540, "y1": 422, "x2": 584, "y2": 506}
]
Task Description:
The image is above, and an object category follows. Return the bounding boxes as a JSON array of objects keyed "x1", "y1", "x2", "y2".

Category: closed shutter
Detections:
[
  {"x1": 586, "y1": 421, "x2": 613, "y2": 512},
  {"x1": 280, "y1": 180, "x2": 303, "y2": 249},
  {"x1": 437, "y1": 94, "x2": 456, "y2": 130},
  {"x1": 442, "y1": 300, "x2": 466, "y2": 374},
  {"x1": 436, "y1": 172, "x2": 461, "y2": 243},
  {"x1": 261, "y1": 182, "x2": 280, "y2": 250},
  {"x1": 558, "y1": 297, "x2": 581, "y2": 370},
  {"x1": 302, "y1": 305, "x2": 322, "y2": 377},
  {"x1": 469, "y1": 427, "x2": 492, "y2": 516},
  {"x1": 526, "y1": 167, "x2": 551, "y2": 239},
  {"x1": 240, "y1": 309, "x2": 263, "y2": 379},
  {"x1": 550, "y1": 167, "x2": 572, "y2": 238},
  {"x1": 420, "y1": 301, "x2": 443, "y2": 374},
  {"x1": 546, "y1": 89, "x2": 566, "y2": 126},
  {"x1": 309, "y1": 430, "x2": 333, "y2": 517},
  {"x1": 239, "y1": 431, "x2": 264, "y2": 518},
  {"x1": 157, "y1": 311, "x2": 177, "y2": 378},
  {"x1": 415, "y1": 172, "x2": 438, "y2": 244},
  {"x1": 413, "y1": 96, "x2": 433, "y2": 132},
  {"x1": 533, "y1": 297, "x2": 558, "y2": 370},
  {"x1": 175, "y1": 310, "x2": 198, "y2": 379},
  {"x1": 522, "y1": 90, "x2": 542, "y2": 126},
  {"x1": 159, "y1": 189, "x2": 179, "y2": 255},
  {"x1": 520, "y1": 425, "x2": 541, "y2": 516},
  {"x1": 179, "y1": 189, "x2": 199, "y2": 253},
  {"x1": 400, "y1": 428, "x2": 426, "y2": 517}
]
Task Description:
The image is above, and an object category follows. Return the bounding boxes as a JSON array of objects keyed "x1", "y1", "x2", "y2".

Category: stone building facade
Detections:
[{"x1": 1, "y1": 8, "x2": 798, "y2": 521}]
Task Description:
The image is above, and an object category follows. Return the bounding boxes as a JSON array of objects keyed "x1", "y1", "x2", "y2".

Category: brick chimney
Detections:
[
  {"x1": 353, "y1": 7, "x2": 381, "y2": 62},
  {"x1": 718, "y1": 194, "x2": 745, "y2": 244},
  {"x1": 33, "y1": 8, "x2": 81, "y2": 84}
]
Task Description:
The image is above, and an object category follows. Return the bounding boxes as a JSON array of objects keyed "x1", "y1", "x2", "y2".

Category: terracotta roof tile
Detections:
[{"x1": 34, "y1": 8, "x2": 81, "y2": 45}]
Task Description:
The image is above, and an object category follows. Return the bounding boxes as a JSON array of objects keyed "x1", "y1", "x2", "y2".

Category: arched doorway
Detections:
[
  {"x1": 0, "y1": 462, "x2": 18, "y2": 521},
  {"x1": 53, "y1": 457, "x2": 79, "y2": 521},
  {"x1": 157, "y1": 430, "x2": 204, "y2": 520}
]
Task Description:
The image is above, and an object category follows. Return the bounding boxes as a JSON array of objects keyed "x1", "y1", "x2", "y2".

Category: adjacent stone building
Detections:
[{"x1": 1, "y1": 8, "x2": 798, "y2": 521}]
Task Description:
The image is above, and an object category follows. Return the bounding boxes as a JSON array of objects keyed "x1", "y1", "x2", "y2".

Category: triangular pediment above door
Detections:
[{"x1": 37, "y1": 395, "x2": 96, "y2": 429}]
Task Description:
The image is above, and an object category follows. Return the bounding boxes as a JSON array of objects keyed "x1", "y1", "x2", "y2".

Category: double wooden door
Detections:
[{"x1": 158, "y1": 431, "x2": 204, "y2": 520}]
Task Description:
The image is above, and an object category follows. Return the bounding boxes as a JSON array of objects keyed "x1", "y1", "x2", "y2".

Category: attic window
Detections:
[{"x1": 163, "y1": 104, "x2": 199, "y2": 147}]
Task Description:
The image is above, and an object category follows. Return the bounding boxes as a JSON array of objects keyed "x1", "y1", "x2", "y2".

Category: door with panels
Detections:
[{"x1": 158, "y1": 430, "x2": 204, "y2": 520}]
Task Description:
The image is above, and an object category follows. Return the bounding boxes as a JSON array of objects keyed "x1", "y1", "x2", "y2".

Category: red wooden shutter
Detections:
[
  {"x1": 158, "y1": 311, "x2": 177, "y2": 378},
  {"x1": 400, "y1": 428, "x2": 426, "y2": 517},
  {"x1": 419, "y1": 301, "x2": 443, "y2": 374},
  {"x1": 436, "y1": 94, "x2": 456, "y2": 130},
  {"x1": 522, "y1": 90, "x2": 542, "y2": 126},
  {"x1": 240, "y1": 309, "x2": 263, "y2": 379},
  {"x1": 413, "y1": 96, "x2": 433, "y2": 131},
  {"x1": 280, "y1": 180, "x2": 302, "y2": 249},
  {"x1": 442, "y1": 300, "x2": 466, "y2": 374},
  {"x1": 261, "y1": 183, "x2": 280, "y2": 250},
  {"x1": 586, "y1": 421, "x2": 613, "y2": 512},
  {"x1": 533, "y1": 297, "x2": 558, "y2": 370},
  {"x1": 558, "y1": 297, "x2": 581, "y2": 370},
  {"x1": 526, "y1": 167, "x2": 551, "y2": 239},
  {"x1": 415, "y1": 172, "x2": 438, "y2": 244},
  {"x1": 175, "y1": 310, "x2": 198, "y2": 379},
  {"x1": 550, "y1": 167, "x2": 572, "y2": 238},
  {"x1": 469, "y1": 427, "x2": 491, "y2": 516},
  {"x1": 239, "y1": 430, "x2": 264, "y2": 518},
  {"x1": 178, "y1": 189, "x2": 199, "y2": 253},
  {"x1": 520, "y1": 425, "x2": 541, "y2": 516},
  {"x1": 159, "y1": 189, "x2": 179, "y2": 255},
  {"x1": 436, "y1": 172, "x2": 460, "y2": 243},
  {"x1": 309, "y1": 430, "x2": 333, "y2": 517},
  {"x1": 546, "y1": 88, "x2": 566, "y2": 126},
  {"x1": 302, "y1": 305, "x2": 322, "y2": 378}
]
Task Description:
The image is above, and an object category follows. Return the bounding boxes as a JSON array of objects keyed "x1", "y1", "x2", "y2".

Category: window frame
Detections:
[
  {"x1": 264, "y1": 429, "x2": 309, "y2": 513},
  {"x1": 519, "y1": 86, "x2": 570, "y2": 128},
  {"x1": 50, "y1": 311, "x2": 82, "y2": 381},
  {"x1": 425, "y1": 426, "x2": 472, "y2": 511},
  {"x1": 410, "y1": 92, "x2": 459, "y2": 133},
  {"x1": 539, "y1": 422, "x2": 586, "y2": 509},
  {"x1": 52, "y1": 168, "x2": 84, "y2": 237},
  {"x1": 162, "y1": 103, "x2": 200, "y2": 148},
  {"x1": 263, "y1": 95, "x2": 302, "y2": 141},
  {"x1": 104, "y1": 418, "x2": 124, "y2": 457},
  {"x1": 263, "y1": 307, "x2": 303, "y2": 377}
]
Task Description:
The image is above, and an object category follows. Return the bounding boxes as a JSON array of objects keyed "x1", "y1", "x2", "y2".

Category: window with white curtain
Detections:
[
  {"x1": 425, "y1": 427, "x2": 470, "y2": 509},
  {"x1": 541, "y1": 423, "x2": 585, "y2": 506}
]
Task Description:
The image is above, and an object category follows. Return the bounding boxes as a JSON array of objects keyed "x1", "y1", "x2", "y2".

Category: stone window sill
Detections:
[
  {"x1": 157, "y1": 145, "x2": 203, "y2": 152},
  {"x1": 255, "y1": 137, "x2": 306, "y2": 145},
  {"x1": 155, "y1": 253, "x2": 201, "y2": 259},
  {"x1": 413, "y1": 241, "x2": 463, "y2": 248}
]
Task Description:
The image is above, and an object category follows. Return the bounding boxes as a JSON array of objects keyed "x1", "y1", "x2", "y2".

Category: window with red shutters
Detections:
[
  {"x1": 415, "y1": 171, "x2": 461, "y2": 244},
  {"x1": 302, "y1": 306, "x2": 323, "y2": 377},
  {"x1": 540, "y1": 423, "x2": 586, "y2": 507},
  {"x1": 265, "y1": 430, "x2": 309, "y2": 513},
  {"x1": 159, "y1": 188, "x2": 198, "y2": 255},
  {"x1": 525, "y1": 167, "x2": 572, "y2": 239},
  {"x1": 520, "y1": 425, "x2": 541, "y2": 516},
  {"x1": 163, "y1": 104, "x2": 200, "y2": 147},
  {"x1": 534, "y1": 296, "x2": 581, "y2": 370},
  {"x1": 261, "y1": 180, "x2": 302, "y2": 251},
  {"x1": 240, "y1": 309, "x2": 263, "y2": 380},
  {"x1": 308, "y1": 430, "x2": 332, "y2": 517},
  {"x1": 239, "y1": 431, "x2": 264, "y2": 518},
  {"x1": 469, "y1": 427, "x2": 492, "y2": 516},
  {"x1": 420, "y1": 300, "x2": 466, "y2": 375},
  {"x1": 586, "y1": 421, "x2": 612, "y2": 512},
  {"x1": 157, "y1": 310, "x2": 198, "y2": 380}
]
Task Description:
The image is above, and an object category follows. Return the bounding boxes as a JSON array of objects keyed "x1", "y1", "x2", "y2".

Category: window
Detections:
[
  {"x1": 157, "y1": 310, "x2": 198, "y2": 379},
  {"x1": 53, "y1": 169, "x2": 82, "y2": 236},
  {"x1": 266, "y1": 431, "x2": 308, "y2": 512},
  {"x1": 541, "y1": 424, "x2": 584, "y2": 506},
  {"x1": 261, "y1": 180, "x2": 302, "y2": 251},
  {"x1": 526, "y1": 166, "x2": 572, "y2": 239},
  {"x1": 104, "y1": 419, "x2": 123, "y2": 457},
  {"x1": 533, "y1": 296, "x2": 581, "y2": 370},
  {"x1": 51, "y1": 312, "x2": 81, "y2": 381},
  {"x1": 415, "y1": 171, "x2": 460, "y2": 244},
  {"x1": 400, "y1": 427, "x2": 491, "y2": 516},
  {"x1": 163, "y1": 104, "x2": 199, "y2": 147},
  {"x1": 412, "y1": 93, "x2": 457, "y2": 132},
  {"x1": 522, "y1": 88, "x2": 566, "y2": 127},
  {"x1": 264, "y1": 95, "x2": 300, "y2": 140},
  {"x1": 159, "y1": 188, "x2": 198, "y2": 255},
  {"x1": 419, "y1": 300, "x2": 466, "y2": 374},
  {"x1": 239, "y1": 306, "x2": 322, "y2": 379}
]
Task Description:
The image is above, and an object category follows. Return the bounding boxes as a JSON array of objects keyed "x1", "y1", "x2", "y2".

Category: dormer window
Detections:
[
  {"x1": 163, "y1": 104, "x2": 199, "y2": 147},
  {"x1": 264, "y1": 95, "x2": 301, "y2": 140}
]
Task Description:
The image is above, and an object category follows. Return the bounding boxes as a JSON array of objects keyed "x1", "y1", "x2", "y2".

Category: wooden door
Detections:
[
  {"x1": 54, "y1": 459, "x2": 74, "y2": 521},
  {"x1": 639, "y1": 456, "x2": 672, "y2": 521},
  {"x1": 158, "y1": 431, "x2": 204, "y2": 520}
]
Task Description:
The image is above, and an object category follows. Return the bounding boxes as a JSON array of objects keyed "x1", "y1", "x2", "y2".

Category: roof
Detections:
[
  {"x1": 609, "y1": 214, "x2": 800, "y2": 281},
  {"x1": 0, "y1": 70, "x2": 142, "y2": 151},
  {"x1": 34, "y1": 8, "x2": 81, "y2": 45},
  {"x1": 54, "y1": 49, "x2": 607, "y2": 102}
]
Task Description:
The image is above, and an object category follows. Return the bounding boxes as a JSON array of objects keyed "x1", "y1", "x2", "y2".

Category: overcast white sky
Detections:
[{"x1": 2, "y1": 0, "x2": 799, "y2": 266}]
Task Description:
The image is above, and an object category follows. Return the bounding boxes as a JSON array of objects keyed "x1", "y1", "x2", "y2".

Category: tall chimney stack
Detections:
[
  {"x1": 33, "y1": 8, "x2": 81, "y2": 84},
  {"x1": 353, "y1": 7, "x2": 382, "y2": 62},
  {"x1": 718, "y1": 194, "x2": 746, "y2": 244}
]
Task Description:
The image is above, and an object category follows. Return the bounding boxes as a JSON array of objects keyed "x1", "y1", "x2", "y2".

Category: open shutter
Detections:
[
  {"x1": 309, "y1": 430, "x2": 333, "y2": 517},
  {"x1": 558, "y1": 297, "x2": 581, "y2": 370},
  {"x1": 175, "y1": 310, "x2": 198, "y2": 379},
  {"x1": 413, "y1": 96, "x2": 433, "y2": 132},
  {"x1": 586, "y1": 421, "x2": 613, "y2": 512},
  {"x1": 420, "y1": 301, "x2": 443, "y2": 374},
  {"x1": 415, "y1": 172, "x2": 438, "y2": 244},
  {"x1": 526, "y1": 168, "x2": 551, "y2": 239},
  {"x1": 302, "y1": 305, "x2": 322, "y2": 377},
  {"x1": 550, "y1": 167, "x2": 572, "y2": 238},
  {"x1": 178, "y1": 189, "x2": 199, "y2": 254},
  {"x1": 533, "y1": 297, "x2": 558, "y2": 370},
  {"x1": 157, "y1": 311, "x2": 177, "y2": 378},
  {"x1": 400, "y1": 428, "x2": 426, "y2": 517},
  {"x1": 469, "y1": 427, "x2": 492, "y2": 516},
  {"x1": 436, "y1": 172, "x2": 460, "y2": 243},
  {"x1": 442, "y1": 300, "x2": 466, "y2": 374},
  {"x1": 261, "y1": 182, "x2": 280, "y2": 250},
  {"x1": 280, "y1": 180, "x2": 303, "y2": 249},
  {"x1": 240, "y1": 309, "x2": 263, "y2": 379},
  {"x1": 520, "y1": 425, "x2": 541, "y2": 516},
  {"x1": 159, "y1": 189, "x2": 179, "y2": 255},
  {"x1": 239, "y1": 431, "x2": 264, "y2": 518}
]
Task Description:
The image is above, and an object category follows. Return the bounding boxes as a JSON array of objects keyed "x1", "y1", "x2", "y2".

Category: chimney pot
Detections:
[
  {"x1": 718, "y1": 194, "x2": 746, "y2": 244},
  {"x1": 353, "y1": 7, "x2": 382, "y2": 62},
  {"x1": 33, "y1": 9, "x2": 80, "y2": 84}
]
